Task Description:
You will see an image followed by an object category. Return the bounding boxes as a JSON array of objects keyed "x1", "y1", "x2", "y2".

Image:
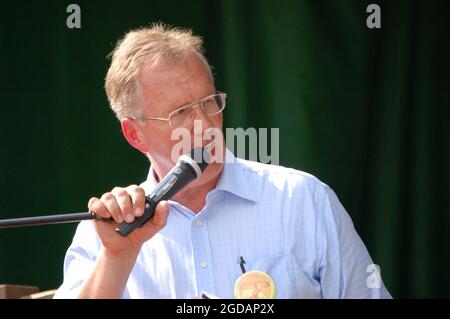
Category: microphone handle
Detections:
[{"x1": 115, "y1": 161, "x2": 198, "y2": 237}]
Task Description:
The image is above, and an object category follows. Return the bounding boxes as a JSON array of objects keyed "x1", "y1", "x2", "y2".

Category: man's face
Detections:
[{"x1": 127, "y1": 54, "x2": 225, "y2": 185}]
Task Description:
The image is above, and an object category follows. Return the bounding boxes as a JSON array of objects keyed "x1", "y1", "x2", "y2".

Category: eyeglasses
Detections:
[{"x1": 135, "y1": 91, "x2": 227, "y2": 129}]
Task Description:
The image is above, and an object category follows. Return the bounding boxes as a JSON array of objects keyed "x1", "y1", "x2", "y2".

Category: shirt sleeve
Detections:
[
  {"x1": 316, "y1": 186, "x2": 392, "y2": 299},
  {"x1": 53, "y1": 221, "x2": 102, "y2": 299}
]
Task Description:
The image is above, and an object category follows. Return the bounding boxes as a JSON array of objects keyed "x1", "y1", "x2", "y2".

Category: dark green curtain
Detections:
[{"x1": 0, "y1": 0, "x2": 448, "y2": 298}]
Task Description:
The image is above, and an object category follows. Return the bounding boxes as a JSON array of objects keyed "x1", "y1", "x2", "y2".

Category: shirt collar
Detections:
[
  {"x1": 213, "y1": 148, "x2": 256, "y2": 202},
  {"x1": 143, "y1": 148, "x2": 256, "y2": 203}
]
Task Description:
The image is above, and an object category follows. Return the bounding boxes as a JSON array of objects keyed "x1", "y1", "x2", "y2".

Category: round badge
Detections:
[{"x1": 234, "y1": 270, "x2": 276, "y2": 299}]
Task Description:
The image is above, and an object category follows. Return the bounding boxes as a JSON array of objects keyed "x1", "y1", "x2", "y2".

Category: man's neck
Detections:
[{"x1": 153, "y1": 163, "x2": 224, "y2": 214}]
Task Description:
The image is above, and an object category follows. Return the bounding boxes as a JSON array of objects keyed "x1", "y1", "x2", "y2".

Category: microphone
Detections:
[{"x1": 115, "y1": 147, "x2": 210, "y2": 237}]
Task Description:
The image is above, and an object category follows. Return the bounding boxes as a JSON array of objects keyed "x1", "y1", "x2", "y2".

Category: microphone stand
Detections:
[
  {"x1": 0, "y1": 147, "x2": 209, "y2": 234},
  {"x1": 0, "y1": 212, "x2": 107, "y2": 229}
]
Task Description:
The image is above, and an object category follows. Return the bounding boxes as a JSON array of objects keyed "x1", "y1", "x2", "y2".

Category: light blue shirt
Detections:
[{"x1": 55, "y1": 149, "x2": 391, "y2": 299}]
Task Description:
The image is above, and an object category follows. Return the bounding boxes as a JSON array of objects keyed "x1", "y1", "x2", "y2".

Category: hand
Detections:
[{"x1": 87, "y1": 185, "x2": 169, "y2": 256}]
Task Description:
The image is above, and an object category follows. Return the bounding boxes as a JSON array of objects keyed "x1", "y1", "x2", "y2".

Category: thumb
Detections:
[{"x1": 150, "y1": 200, "x2": 169, "y2": 229}]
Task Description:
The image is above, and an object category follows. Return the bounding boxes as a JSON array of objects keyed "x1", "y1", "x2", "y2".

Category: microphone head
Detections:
[
  {"x1": 189, "y1": 147, "x2": 210, "y2": 173},
  {"x1": 178, "y1": 147, "x2": 211, "y2": 178}
]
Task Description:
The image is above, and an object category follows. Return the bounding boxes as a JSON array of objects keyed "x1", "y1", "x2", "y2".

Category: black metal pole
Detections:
[{"x1": 0, "y1": 212, "x2": 101, "y2": 229}]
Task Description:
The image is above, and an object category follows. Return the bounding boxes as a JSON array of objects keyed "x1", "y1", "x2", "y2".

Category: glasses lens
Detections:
[
  {"x1": 169, "y1": 106, "x2": 193, "y2": 128},
  {"x1": 169, "y1": 93, "x2": 226, "y2": 128},
  {"x1": 202, "y1": 94, "x2": 225, "y2": 115}
]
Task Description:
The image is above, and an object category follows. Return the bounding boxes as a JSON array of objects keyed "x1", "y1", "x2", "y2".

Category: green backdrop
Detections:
[{"x1": 0, "y1": 0, "x2": 448, "y2": 298}]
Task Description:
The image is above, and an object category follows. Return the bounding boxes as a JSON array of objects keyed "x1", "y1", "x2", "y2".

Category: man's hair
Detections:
[{"x1": 105, "y1": 23, "x2": 212, "y2": 119}]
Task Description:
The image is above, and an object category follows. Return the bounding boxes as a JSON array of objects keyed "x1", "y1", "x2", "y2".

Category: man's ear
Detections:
[{"x1": 121, "y1": 118, "x2": 149, "y2": 153}]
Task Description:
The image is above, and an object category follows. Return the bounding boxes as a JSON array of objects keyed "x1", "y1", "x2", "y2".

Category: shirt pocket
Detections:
[{"x1": 244, "y1": 254, "x2": 321, "y2": 299}]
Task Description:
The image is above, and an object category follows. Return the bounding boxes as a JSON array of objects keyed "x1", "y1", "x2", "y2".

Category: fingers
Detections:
[
  {"x1": 125, "y1": 185, "x2": 146, "y2": 218},
  {"x1": 88, "y1": 185, "x2": 147, "y2": 224},
  {"x1": 138, "y1": 200, "x2": 169, "y2": 235},
  {"x1": 113, "y1": 185, "x2": 146, "y2": 222},
  {"x1": 149, "y1": 201, "x2": 169, "y2": 229},
  {"x1": 88, "y1": 197, "x2": 111, "y2": 219},
  {"x1": 100, "y1": 191, "x2": 124, "y2": 223},
  {"x1": 111, "y1": 187, "x2": 135, "y2": 223}
]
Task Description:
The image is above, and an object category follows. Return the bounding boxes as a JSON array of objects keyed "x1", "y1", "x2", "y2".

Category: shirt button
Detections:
[
  {"x1": 200, "y1": 260, "x2": 208, "y2": 269},
  {"x1": 195, "y1": 219, "x2": 203, "y2": 227}
]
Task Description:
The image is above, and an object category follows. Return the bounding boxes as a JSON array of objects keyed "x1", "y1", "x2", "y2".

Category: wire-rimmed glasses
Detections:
[{"x1": 135, "y1": 91, "x2": 227, "y2": 129}]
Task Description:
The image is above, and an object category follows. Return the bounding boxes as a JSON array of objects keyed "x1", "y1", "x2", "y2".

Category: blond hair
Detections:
[{"x1": 105, "y1": 23, "x2": 212, "y2": 119}]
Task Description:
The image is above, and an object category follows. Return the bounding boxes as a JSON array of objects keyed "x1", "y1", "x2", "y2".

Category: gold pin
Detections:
[{"x1": 234, "y1": 257, "x2": 276, "y2": 299}]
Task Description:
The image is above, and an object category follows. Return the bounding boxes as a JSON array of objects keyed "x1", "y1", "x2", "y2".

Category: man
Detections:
[{"x1": 54, "y1": 23, "x2": 391, "y2": 299}]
